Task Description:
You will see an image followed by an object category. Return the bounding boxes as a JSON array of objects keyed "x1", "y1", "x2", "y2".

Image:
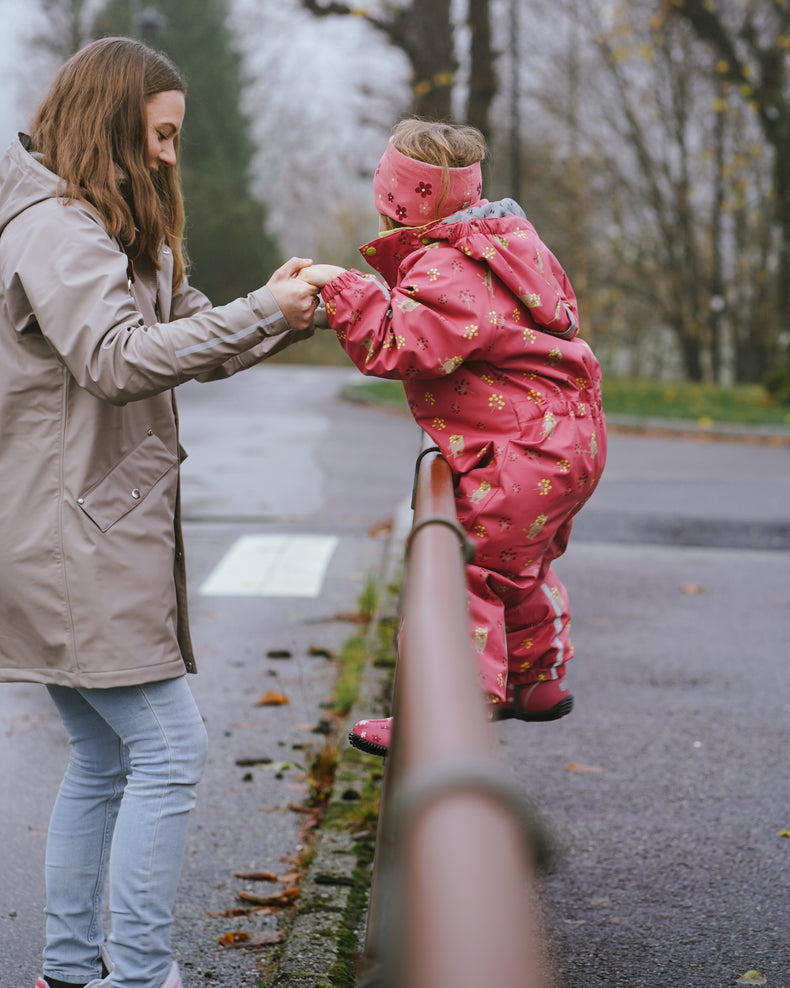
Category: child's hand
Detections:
[{"x1": 297, "y1": 264, "x2": 347, "y2": 289}]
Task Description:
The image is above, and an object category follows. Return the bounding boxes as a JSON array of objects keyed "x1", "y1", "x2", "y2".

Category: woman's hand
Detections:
[
  {"x1": 297, "y1": 264, "x2": 347, "y2": 289},
  {"x1": 266, "y1": 257, "x2": 320, "y2": 330}
]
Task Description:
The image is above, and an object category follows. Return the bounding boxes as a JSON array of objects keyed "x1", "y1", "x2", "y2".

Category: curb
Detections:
[
  {"x1": 604, "y1": 413, "x2": 790, "y2": 446},
  {"x1": 270, "y1": 499, "x2": 411, "y2": 987}
]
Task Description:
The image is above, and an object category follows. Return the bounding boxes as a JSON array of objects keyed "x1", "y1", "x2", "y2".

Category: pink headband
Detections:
[{"x1": 373, "y1": 141, "x2": 483, "y2": 225}]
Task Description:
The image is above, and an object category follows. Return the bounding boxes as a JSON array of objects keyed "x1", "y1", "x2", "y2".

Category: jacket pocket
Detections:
[
  {"x1": 77, "y1": 433, "x2": 177, "y2": 533},
  {"x1": 513, "y1": 398, "x2": 554, "y2": 445}
]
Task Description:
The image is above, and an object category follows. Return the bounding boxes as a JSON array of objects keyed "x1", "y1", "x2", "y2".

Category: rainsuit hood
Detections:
[{"x1": 359, "y1": 197, "x2": 578, "y2": 340}]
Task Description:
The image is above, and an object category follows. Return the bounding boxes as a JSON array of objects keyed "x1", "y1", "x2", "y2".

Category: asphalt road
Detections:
[
  {"x1": 0, "y1": 365, "x2": 787, "y2": 988},
  {"x1": 504, "y1": 431, "x2": 790, "y2": 987}
]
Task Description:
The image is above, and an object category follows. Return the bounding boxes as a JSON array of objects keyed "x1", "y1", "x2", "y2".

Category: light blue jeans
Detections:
[{"x1": 44, "y1": 677, "x2": 208, "y2": 988}]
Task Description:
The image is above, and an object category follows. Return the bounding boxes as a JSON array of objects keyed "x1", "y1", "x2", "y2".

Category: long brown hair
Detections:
[{"x1": 29, "y1": 37, "x2": 187, "y2": 288}]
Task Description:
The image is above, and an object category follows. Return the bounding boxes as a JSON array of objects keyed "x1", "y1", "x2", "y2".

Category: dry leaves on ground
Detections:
[
  {"x1": 736, "y1": 971, "x2": 767, "y2": 985},
  {"x1": 566, "y1": 761, "x2": 604, "y2": 774},
  {"x1": 217, "y1": 930, "x2": 283, "y2": 949},
  {"x1": 237, "y1": 887, "x2": 299, "y2": 909},
  {"x1": 257, "y1": 691, "x2": 290, "y2": 706}
]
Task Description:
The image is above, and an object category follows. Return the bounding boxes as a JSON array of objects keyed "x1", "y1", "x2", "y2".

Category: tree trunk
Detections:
[
  {"x1": 677, "y1": 327, "x2": 704, "y2": 381},
  {"x1": 467, "y1": 0, "x2": 497, "y2": 140}
]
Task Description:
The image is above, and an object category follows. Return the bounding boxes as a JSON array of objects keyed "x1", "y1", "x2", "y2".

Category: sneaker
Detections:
[
  {"x1": 349, "y1": 680, "x2": 573, "y2": 757},
  {"x1": 492, "y1": 680, "x2": 574, "y2": 722},
  {"x1": 348, "y1": 716, "x2": 392, "y2": 757},
  {"x1": 82, "y1": 961, "x2": 178, "y2": 988},
  {"x1": 37, "y1": 979, "x2": 109, "y2": 988},
  {"x1": 159, "y1": 961, "x2": 181, "y2": 988}
]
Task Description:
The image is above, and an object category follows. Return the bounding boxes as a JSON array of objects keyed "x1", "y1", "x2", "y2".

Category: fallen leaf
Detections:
[
  {"x1": 736, "y1": 971, "x2": 767, "y2": 985},
  {"x1": 257, "y1": 691, "x2": 290, "y2": 706},
  {"x1": 233, "y1": 870, "x2": 279, "y2": 882},
  {"x1": 266, "y1": 649, "x2": 292, "y2": 659},
  {"x1": 308, "y1": 645, "x2": 336, "y2": 659},
  {"x1": 680, "y1": 583, "x2": 705, "y2": 594},
  {"x1": 218, "y1": 931, "x2": 250, "y2": 947},
  {"x1": 778, "y1": 829, "x2": 790, "y2": 838},
  {"x1": 566, "y1": 761, "x2": 604, "y2": 774},
  {"x1": 333, "y1": 610, "x2": 370, "y2": 625},
  {"x1": 218, "y1": 930, "x2": 282, "y2": 949},
  {"x1": 206, "y1": 908, "x2": 253, "y2": 918},
  {"x1": 288, "y1": 802, "x2": 315, "y2": 815},
  {"x1": 237, "y1": 887, "x2": 299, "y2": 908},
  {"x1": 369, "y1": 519, "x2": 393, "y2": 538}
]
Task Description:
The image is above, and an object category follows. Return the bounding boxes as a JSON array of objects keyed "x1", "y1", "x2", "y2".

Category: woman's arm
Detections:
[{"x1": 1, "y1": 201, "x2": 316, "y2": 402}]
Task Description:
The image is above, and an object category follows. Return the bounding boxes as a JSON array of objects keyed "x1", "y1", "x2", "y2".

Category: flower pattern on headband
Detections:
[{"x1": 373, "y1": 141, "x2": 483, "y2": 224}]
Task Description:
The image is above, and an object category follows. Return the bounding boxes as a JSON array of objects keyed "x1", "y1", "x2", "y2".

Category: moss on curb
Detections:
[{"x1": 262, "y1": 530, "x2": 403, "y2": 988}]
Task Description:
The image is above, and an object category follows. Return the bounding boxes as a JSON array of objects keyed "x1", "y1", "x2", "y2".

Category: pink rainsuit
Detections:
[{"x1": 322, "y1": 200, "x2": 607, "y2": 711}]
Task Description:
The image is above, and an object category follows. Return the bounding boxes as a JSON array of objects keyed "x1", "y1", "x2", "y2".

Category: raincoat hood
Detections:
[{"x1": 0, "y1": 135, "x2": 63, "y2": 237}]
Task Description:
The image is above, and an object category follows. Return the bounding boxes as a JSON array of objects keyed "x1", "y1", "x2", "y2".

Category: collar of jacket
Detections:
[{"x1": 357, "y1": 198, "x2": 530, "y2": 287}]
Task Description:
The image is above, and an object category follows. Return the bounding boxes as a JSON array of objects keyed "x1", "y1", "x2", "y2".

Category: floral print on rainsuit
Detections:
[{"x1": 321, "y1": 200, "x2": 607, "y2": 710}]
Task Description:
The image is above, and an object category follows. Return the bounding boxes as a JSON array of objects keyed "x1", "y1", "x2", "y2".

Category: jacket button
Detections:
[
  {"x1": 132, "y1": 488, "x2": 141, "y2": 499},
  {"x1": 77, "y1": 497, "x2": 84, "y2": 505}
]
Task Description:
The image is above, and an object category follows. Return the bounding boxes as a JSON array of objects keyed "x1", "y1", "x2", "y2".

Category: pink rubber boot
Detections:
[{"x1": 348, "y1": 716, "x2": 392, "y2": 757}]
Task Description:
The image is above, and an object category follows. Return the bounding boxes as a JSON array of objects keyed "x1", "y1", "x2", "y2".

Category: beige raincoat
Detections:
[{"x1": 0, "y1": 134, "x2": 310, "y2": 687}]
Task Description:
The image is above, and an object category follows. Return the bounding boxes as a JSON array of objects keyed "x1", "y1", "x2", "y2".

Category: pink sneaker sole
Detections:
[{"x1": 348, "y1": 716, "x2": 391, "y2": 757}]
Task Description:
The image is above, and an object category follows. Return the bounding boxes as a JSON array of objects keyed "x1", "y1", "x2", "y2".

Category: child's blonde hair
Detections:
[{"x1": 390, "y1": 119, "x2": 487, "y2": 170}]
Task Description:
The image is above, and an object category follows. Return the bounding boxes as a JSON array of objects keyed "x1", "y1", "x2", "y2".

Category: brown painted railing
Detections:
[{"x1": 359, "y1": 443, "x2": 553, "y2": 988}]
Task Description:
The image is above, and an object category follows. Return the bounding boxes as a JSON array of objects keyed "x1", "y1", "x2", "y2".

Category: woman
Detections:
[{"x1": 0, "y1": 37, "x2": 319, "y2": 988}]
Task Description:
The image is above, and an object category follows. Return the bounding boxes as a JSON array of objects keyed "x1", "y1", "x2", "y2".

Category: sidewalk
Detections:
[{"x1": 267, "y1": 495, "x2": 410, "y2": 988}]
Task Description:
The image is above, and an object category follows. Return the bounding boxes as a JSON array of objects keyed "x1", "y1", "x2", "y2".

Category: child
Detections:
[{"x1": 303, "y1": 119, "x2": 606, "y2": 756}]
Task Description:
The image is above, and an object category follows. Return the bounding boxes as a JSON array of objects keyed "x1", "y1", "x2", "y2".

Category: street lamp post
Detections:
[
  {"x1": 129, "y1": 1, "x2": 166, "y2": 43},
  {"x1": 509, "y1": 0, "x2": 521, "y2": 201}
]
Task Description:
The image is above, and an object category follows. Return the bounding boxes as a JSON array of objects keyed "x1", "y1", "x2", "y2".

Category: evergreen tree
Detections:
[{"x1": 93, "y1": 0, "x2": 282, "y2": 302}]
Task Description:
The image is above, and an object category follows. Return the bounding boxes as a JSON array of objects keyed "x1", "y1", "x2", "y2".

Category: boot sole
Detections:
[
  {"x1": 492, "y1": 694, "x2": 574, "y2": 722},
  {"x1": 348, "y1": 732, "x2": 389, "y2": 758}
]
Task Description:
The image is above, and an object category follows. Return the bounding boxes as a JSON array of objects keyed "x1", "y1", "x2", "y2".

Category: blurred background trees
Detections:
[
  {"x1": 16, "y1": 0, "x2": 790, "y2": 386},
  {"x1": 27, "y1": 0, "x2": 281, "y2": 303}
]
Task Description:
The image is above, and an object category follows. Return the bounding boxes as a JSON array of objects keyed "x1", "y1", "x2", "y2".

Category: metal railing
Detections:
[{"x1": 360, "y1": 442, "x2": 553, "y2": 988}]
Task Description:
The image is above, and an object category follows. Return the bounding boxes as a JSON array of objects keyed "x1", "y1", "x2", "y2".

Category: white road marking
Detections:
[{"x1": 199, "y1": 534, "x2": 339, "y2": 597}]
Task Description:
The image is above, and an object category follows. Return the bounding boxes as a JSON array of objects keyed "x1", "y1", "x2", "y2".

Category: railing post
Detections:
[{"x1": 361, "y1": 444, "x2": 553, "y2": 988}]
